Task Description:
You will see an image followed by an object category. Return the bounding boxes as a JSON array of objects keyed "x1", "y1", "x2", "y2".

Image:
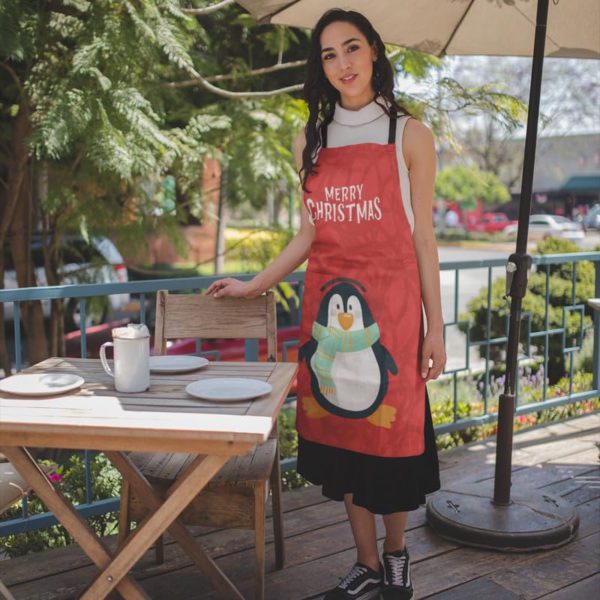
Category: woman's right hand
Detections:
[{"x1": 205, "y1": 278, "x2": 261, "y2": 298}]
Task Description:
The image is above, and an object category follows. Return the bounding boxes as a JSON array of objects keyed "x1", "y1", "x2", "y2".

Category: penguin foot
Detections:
[
  {"x1": 367, "y1": 404, "x2": 397, "y2": 429},
  {"x1": 302, "y1": 396, "x2": 329, "y2": 419}
]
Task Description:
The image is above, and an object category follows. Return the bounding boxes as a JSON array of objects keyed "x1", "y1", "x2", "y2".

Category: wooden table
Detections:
[{"x1": 0, "y1": 357, "x2": 297, "y2": 599}]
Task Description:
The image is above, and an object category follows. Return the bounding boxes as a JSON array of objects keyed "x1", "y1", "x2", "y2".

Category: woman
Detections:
[{"x1": 207, "y1": 9, "x2": 445, "y2": 600}]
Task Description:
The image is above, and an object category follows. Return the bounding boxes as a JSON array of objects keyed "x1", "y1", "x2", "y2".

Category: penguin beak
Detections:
[{"x1": 338, "y1": 313, "x2": 354, "y2": 330}]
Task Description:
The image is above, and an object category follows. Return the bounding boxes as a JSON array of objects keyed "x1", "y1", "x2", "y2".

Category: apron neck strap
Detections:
[
  {"x1": 388, "y1": 108, "x2": 398, "y2": 144},
  {"x1": 321, "y1": 122, "x2": 328, "y2": 149}
]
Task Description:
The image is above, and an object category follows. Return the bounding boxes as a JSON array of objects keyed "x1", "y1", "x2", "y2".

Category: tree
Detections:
[
  {"x1": 435, "y1": 165, "x2": 511, "y2": 210},
  {"x1": 0, "y1": 0, "x2": 218, "y2": 370},
  {"x1": 443, "y1": 56, "x2": 600, "y2": 187},
  {"x1": 0, "y1": 1, "x2": 530, "y2": 373}
]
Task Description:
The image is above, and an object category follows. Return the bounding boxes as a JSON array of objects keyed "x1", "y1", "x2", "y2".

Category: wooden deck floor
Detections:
[{"x1": 2, "y1": 412, "x2": 599, "y2": 599}]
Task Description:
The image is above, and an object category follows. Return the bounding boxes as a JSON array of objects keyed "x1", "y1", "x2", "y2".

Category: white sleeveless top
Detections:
[{"x1": 324, "y1": 100, "x2": 414, "y2": 233}]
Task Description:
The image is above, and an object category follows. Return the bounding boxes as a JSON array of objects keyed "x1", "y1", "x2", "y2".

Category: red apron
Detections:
[{"x1": 297, "y1": 111, "x2": 426, "y2": 458}]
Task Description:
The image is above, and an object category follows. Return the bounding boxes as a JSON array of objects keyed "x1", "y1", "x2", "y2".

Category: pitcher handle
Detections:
[{"x1": 99, "y1": 342, "x2": 114, "y2": 377}]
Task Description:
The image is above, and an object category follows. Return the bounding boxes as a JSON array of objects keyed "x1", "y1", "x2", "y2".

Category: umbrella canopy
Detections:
[{"x1": 238, "y1": 0, "x2": 600, "y2": 59}]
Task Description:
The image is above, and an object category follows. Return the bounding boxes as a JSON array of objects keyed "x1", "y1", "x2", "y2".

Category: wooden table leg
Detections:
[
  {"x1": 107, "y1": 451, "x2": 245, "y2": 599},
  {"x1": 83, "y1": 453, "x2": 242, "y2": 600},
  {"x1": 1, "y1": 447, "x2": 149, "y2": 600}
]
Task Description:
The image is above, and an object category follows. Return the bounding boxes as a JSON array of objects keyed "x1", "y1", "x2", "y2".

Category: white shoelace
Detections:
[
  {"x1": 386, "y1": 553, "x2": 410, "y2": 586},
  {"x1": 339, "y1": 564, "x2": 368, "y2": 590}
]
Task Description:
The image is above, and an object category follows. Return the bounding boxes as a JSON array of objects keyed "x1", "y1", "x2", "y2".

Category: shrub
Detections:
[
  {"x1": 278, "y1": 407, "x2": 309, "y2": 491},
  {"x1": 461, "y1": 237, "x2": 595, "y2": 383},
  {"x1": 0, "y1": 454, "x2": 121, "y2": 558}
]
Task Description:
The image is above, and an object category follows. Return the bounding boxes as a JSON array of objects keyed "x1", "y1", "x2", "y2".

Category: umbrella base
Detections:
[{"x1": 425, "y1": 482, "x2": 579, "y2": 552}]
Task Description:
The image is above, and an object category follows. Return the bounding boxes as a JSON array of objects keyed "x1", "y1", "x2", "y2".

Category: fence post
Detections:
[{"x1": 593, "y1": 262, "x2": 600, "y2": 391}]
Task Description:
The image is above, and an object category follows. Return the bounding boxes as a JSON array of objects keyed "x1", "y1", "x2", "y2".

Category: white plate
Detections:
[
  {"x1": 186, "y1": 377, "x2": 272, "y2": 402},
  {"x1": 0, "y1": 373, "x2": 84, "y2": 397},
  {"x1": 149, "y1": 355, "x2": 209, "y2": 374}
]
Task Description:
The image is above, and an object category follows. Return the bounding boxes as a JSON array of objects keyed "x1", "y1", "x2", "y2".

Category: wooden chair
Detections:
[{"x1": 117, "y1": 290, "x2": 284, "y2": 600}]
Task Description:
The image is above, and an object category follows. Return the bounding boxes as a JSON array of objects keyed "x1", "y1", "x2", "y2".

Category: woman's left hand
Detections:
[{"x1": 421, "y1": 330, "x2": 446, "y2": 382}]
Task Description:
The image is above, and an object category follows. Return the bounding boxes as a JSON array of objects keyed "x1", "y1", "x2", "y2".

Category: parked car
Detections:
[
  {"x1": 583, "y1": 204, "x2": 600, "y2": 230},
  {"x1": 503, "y1": 214, "x2": 585, "y2": 241},
  {"x1": 470, "y1": 212, "x2": 517, "y2": 233},
  {"x1": 3, "y1": 235, "x2": 130, "y2": 329}
]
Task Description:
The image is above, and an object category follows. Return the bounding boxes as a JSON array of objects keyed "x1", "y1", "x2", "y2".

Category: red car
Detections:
[{"x1": 470, "y1": 212, "x2": 516, "y2": 233}]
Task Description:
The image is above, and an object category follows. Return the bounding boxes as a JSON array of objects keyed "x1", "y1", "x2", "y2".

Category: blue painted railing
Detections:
[{"x1": 1, "y1": 252, "x2": 598, "y2": 537}]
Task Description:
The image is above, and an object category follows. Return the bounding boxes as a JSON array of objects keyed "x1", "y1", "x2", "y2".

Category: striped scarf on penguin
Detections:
[{"x1": 311, "y1": 321, "x2": 380, "y2": 396}]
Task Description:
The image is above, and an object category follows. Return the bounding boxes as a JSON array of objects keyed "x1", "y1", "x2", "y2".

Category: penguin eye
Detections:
[
  {"x1": 348, "y1": 303, "x2": 353, "y2": 311},
  {"x1": 336, "y1": 303, "x2": 340, "y2": 310}
]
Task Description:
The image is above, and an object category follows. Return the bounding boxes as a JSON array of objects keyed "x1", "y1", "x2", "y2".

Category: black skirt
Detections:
[{"x1": 296, "y1": 389, "x2": 441, "y2": 515}]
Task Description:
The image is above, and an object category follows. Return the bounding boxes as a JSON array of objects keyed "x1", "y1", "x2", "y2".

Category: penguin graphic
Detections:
[{"x1": 299, "y1": 278, "x2": 398, "y2": 426}]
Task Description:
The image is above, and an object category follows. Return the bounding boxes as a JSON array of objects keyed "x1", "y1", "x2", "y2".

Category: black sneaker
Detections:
[
  {"x1": 381, "y1": 547, "x2": 413, "y2": 599},
  {"x1": 324, "y1": 562, "x2": 383, "y2": 599}
]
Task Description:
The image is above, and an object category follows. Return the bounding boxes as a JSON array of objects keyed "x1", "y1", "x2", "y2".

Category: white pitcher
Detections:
[{"x1": 100, "y1": 324, "x2": 150, "y2": 393}]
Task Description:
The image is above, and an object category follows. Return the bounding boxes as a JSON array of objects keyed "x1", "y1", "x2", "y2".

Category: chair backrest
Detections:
[{"x1": 154, "y1": 290, "x2": 277, "y2": 361}]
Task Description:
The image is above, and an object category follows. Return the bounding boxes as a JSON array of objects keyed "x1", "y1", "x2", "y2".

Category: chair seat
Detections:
[
  {"x1": 128, "y1": 423, "x2": 278, "y2": 488},
  {"x1": 128, "y1": 438, "x2": 278, "y2": 489},
  {"x1": 127, "y1": 439, "x2": 278, "y2": 529}
]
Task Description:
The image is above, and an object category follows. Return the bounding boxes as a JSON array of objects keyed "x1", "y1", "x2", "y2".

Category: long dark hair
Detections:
[{"x1": 300, "y1": 9, "x2": 409, "y2": 192}]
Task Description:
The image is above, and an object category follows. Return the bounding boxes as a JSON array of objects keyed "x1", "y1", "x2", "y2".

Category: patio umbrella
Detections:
[{"x1": 237, "y1": 0, "x2": 600, "y2": 551}]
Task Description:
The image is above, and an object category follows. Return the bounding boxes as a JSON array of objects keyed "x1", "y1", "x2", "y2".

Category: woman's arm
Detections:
[
  {"x1": 206, "y1": 131, "x2": 314, "y2": 298},
  {"x1": 404, "y1": 119, "x2": 446, "y2": 381}
]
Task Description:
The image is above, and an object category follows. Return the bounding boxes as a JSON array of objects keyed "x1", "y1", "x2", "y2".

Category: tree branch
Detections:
[
  {"x1": 186, "y1": 77, "x2": 302, "y2": 98},
  {"x1": 183, "y1": 0, "x2": 235, "y2": 15},
  {"x1": 168, "y1": 59, "x2": 306, "y2": 88}
]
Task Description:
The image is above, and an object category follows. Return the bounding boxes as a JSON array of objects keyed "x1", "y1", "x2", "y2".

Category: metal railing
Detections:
[{"x1": 1, "y1": 252, "x2": 598, "y2": 538}]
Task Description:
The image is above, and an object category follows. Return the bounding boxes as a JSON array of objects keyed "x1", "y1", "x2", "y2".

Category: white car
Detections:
[
  {"x1": 583, "y1": 205, "x2": 600, "y2": 230},
  {"x1": 504, "y1": 214, "x2": 585, "y2": 241},
  {"x1": 3, "y1": 236, "x2": 130, "y2": 329}
]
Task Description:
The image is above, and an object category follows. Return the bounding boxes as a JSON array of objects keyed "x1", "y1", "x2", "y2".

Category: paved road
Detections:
[{"x1": 437, "y1": 246, "x2": 508, "y2": 373}]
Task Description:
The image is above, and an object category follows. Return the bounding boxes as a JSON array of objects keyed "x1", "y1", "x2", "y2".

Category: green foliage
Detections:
[
  {"x1": 1, "y1": 0, "x2": 529, "y2": 283},
  {"x1": 278, "y1": 407, "x2": 309, "y2": 491},
  {"x1": 461, "y1": 237, "x2": 596, "y2": 383},
  {"x1": 222, "y1": 97, "x2": 307, "y2": 210},
  {"x1": 435, "y1": 165, "x2": 511, "y2": 209},
  {"x1": 574, "y1": 332, "x2": 595, "y2": 374},
  {"x1": 224, "y1": 227, "x2": 294, "y2": 269},
  {"x1": 388, "y1": 46, "x2": 442, "y2": 79},
  {"x1": 435, "y1": 229, "x2": 514, "y2": 243},
  {"x1": 0, "y1": 453, "x2": 122, "y2": 558}
]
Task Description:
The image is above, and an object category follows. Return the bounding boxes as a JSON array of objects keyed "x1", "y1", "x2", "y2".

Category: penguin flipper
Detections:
[{"x1": 384, "y1": 347, "x2": 398, "y2": 375}]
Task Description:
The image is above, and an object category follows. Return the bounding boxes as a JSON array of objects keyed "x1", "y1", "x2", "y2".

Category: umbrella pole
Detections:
[
  {"x1": 493, "y1": 0, "x2": 549, "y2": 506},
  {"x1": 427, "y1": 0, "x2": 579, "y2": 550}
]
